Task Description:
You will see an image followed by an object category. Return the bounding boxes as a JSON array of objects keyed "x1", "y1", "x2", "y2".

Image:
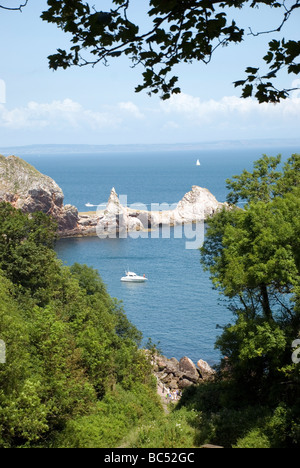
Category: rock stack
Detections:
[
  {"x1": 94, "y1": 185, "x2": 228, "y2": 237},
  {"x1": 96, "y1": 187, "x2": 144, "y2": 237}
]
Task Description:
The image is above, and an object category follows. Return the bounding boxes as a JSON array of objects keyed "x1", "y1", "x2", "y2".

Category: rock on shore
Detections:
[
  {"x1": 152, "y1": 354, "x2": 216, "y2": 391},
  {"x1": 175, "y1": 185, "x2": 225, "y2": 222}
]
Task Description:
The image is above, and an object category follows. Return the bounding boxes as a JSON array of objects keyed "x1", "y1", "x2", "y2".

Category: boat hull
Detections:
[{"x1": 121, "y1": 277, "x2": 148, "y2": 283}]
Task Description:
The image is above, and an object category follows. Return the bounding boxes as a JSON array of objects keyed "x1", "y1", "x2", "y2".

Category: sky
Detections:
[{"x1": 0, "y1": 0, "x2": 299, "y2": 147}]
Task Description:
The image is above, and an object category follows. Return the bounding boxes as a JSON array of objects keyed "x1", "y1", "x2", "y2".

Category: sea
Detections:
[{"x1": 18, "y1": 144, "x2": 297, "y2": 365}]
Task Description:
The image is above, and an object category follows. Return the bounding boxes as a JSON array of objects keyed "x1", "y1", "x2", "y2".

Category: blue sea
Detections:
[{"x1": 20, "y1": 145, "x2": 296, "y2": 365}]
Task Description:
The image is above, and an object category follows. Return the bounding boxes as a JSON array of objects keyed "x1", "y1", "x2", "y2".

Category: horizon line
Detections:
[{"x1": 1, "y1": 137, "x2": 300, "y2": 155}]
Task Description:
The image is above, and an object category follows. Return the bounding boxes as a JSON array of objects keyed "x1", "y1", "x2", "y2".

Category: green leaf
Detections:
[{"x1": 242, "y1": 84, "x2": 253, "y2": 98}]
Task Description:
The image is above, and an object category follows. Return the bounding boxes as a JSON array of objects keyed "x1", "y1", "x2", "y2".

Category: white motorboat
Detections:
[{"x1": 120, "y1": 271, "x2": 148, "y2": 283}]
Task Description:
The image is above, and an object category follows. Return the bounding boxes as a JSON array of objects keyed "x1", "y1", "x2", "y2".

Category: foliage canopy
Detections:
[{"x1": 37, "y1": 0, "x2": 300, "y2": 101}]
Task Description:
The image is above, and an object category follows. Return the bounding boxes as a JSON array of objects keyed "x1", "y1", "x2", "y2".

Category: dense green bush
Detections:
[
  {"x1": 0, "y1": 204, "x2": 157, "y2": 447},
  {"x1": 130, "y1": 407, "x2": 199, "y2": 449},
  {"x1": 177, "y1": 382, "x2": 300, "y2": 448},
  {"x1": 53, "y1": 383, "x2": 162, "y2": 448}
]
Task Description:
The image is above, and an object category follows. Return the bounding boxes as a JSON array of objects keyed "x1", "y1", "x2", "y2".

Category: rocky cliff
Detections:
[{"x1": 0, "y1": 155, "x2": 79, "y2": 235}]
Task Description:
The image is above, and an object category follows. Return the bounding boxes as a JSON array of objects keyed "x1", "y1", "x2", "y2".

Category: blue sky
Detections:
[{"x1": 0, "y1": 0, "x2": 299, "y2": 147}]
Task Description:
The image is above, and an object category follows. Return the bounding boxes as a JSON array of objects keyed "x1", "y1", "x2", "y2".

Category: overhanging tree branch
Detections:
[
  {"x1": 2, "y1": 0, "x2": 299, "y2": 102},
  {"x1": 40, "y1": 0, "x2": 299, "y2": 101},
  {"x1": 248, "y1": 0, "x2": 300, "y2": 36},
  {"x1": 0, "y1": 1, "x2": 28, "y2": 11}
]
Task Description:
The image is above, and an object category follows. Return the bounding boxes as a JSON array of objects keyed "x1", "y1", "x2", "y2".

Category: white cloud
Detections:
[
  {"x1": 291, "y1": 79, "x2": 300, "y2": 99},
  {"x1": 151, "y1": 91, "x2": 300, "y2": 142},
  {"x1": 0, "y1": 92, "x2": 299, "y2": 144},
  {"x1": 0, "y1": 98, "x2": 145, "y2": 131},
  {"x1": 160, "y1": 92, "x2": 300, "y2": 124},
  {"x1": 164, "y1": 120, "x2": 180, "y2": 130},
  {"x1": 118, "y1": 101, "x2": 145, "y2": 119}
]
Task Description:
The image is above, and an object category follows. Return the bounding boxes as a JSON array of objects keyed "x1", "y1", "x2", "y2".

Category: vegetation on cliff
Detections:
[
  {"x1": 0, "y1": 155, "x2": 79, "y2": 235},
  {"x1": 0, "y1": 155, "x2": 56, "y2": 196},
  {"x1": 0, "y1": 203, "x2": 159, "y2": 447}
]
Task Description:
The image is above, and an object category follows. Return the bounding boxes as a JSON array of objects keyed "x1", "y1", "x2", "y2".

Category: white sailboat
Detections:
[{"x1": 196, "y1": 159, "x2": 201, "y2": 166}]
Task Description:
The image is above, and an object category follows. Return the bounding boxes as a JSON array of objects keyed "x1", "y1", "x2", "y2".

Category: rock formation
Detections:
[
  {"x1": 95, "y1": 186, "x2": 228, "y2": 237},
  {"x1": 0, "y1": 155, "x2": 228, "y2": 238},
  {"x1": 174, "y1": 185, "x2": 224, "y2": 222},
  {"x1": 96, "y1": 187, "x2": 144, "y2": 237},
  {"x1": 152, "y1": 354, "x2": 215, "y2": 392},
  {"x1": 0, "y1": 155, "x2": 79, "y2": 236},
  {"x1": 197, "y1": 359, "x2": 216, "y2": 380}
]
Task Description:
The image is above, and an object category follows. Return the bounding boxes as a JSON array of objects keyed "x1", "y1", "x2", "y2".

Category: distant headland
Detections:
[{"x1": 1, "y1": 138, "x2": 300, "y2": 156}]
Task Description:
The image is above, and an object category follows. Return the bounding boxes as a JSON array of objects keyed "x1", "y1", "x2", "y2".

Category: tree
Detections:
[
  {"x1": 201, "y1": 155, "x2": 300, "y2": 400},
  {"x1": 36, "y1": 0, "x2": 300, "y2": 102},
  {"x1": 226, "y1": 153, "x2": 300, "y2": 204},
  {"x1": 0, "y1": 203, "x2": 59, "y2": 303}
]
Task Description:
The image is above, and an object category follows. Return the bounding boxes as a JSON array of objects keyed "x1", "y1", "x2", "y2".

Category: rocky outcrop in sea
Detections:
[
  {"x1": 0, "y1": 155, "x2": 228, "y2": 237},
  {"x1": 95, "y1": 186, "x2": 228, "y2": 238}
]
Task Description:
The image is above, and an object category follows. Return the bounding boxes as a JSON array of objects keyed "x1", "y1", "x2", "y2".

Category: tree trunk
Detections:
[{"x1": 260, "y1": 283, "x2": 273, "y2": 321}]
